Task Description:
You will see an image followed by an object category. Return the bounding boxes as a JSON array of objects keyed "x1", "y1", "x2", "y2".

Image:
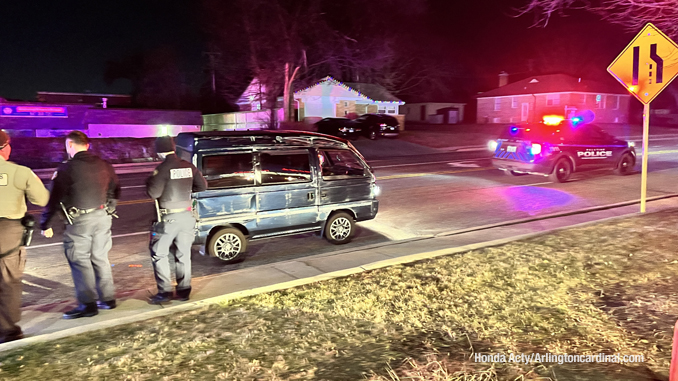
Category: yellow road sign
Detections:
[{"x1": 608, "y1": 23, "x2": 678, "y2": 104}]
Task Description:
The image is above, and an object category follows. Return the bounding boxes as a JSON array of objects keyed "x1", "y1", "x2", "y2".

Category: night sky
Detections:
[{"x1": 0, "y1": 0, "x2": 632, "y2": 102}]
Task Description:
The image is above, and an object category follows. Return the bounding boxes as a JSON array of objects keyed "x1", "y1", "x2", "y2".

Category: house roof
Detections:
[
  {"x1": 296, "y1": 76, "x2": 404, "y2": 103},
  {"x1": 476, "y1": 74, "x2": 628, "y2": 98}
]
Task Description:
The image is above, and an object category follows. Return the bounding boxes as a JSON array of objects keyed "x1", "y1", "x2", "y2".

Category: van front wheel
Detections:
[
  {"x1": 325, "y1": 212, "x2": 355, "y2": 244},
  {"x1": 207, "y1": 228, "x2": 248, "y2": 263}
]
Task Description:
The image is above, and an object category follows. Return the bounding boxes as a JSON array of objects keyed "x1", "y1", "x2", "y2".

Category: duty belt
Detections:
[
  {"x1": 69, "y1": 205, "x2": 104, "y2": 215},
  {"x1": 160, "y1": 207, "x2": 192, "y2": 215}
]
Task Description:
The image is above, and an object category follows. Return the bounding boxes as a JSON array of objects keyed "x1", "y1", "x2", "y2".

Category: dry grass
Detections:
[{"x1": 2, "y1": 210, "x2": 678, "y2": 380}]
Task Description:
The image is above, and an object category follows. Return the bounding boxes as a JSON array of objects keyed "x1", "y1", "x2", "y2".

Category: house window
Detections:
[
  {"x1": 511, "y1": 97, "x2": 518, "y2": 108},
  {"x1": 344, "y1": 110, "x2": 348, "y2": 116},
  {"x1": 494, "y1": 98, "x2": 501, "y2": 111},
  {"x1": 387, "y1": 106, "x2": 396, "y2": 114},
  {"x1": 493, "y1": 117, "x2": 501, "y2": 123},
  {"x1": 546, "y1": 94, "x2": 560, "y2": 106},
  {"x1": 596, "y1": 94, "x2": 605, "y2": 109},
  {"x1": 378, "y1": 106, "x2": 386, "y2": 114},
  {"x1": 344, "y1": 101, "x2": 348, "y2": 107}
]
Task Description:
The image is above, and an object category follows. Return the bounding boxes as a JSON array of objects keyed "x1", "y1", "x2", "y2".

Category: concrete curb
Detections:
[{"x1": 1, "y1": 197, "x2": 676, "y2": 352}]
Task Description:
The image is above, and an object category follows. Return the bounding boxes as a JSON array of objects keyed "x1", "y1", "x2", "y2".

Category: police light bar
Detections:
[{"x1": 543, "y1": 115, "x2": 564, "y2": 125}]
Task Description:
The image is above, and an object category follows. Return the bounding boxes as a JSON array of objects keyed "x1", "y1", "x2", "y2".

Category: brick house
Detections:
[{"x1": 476, "y1": 74, "x2": 631, "y2": 124}]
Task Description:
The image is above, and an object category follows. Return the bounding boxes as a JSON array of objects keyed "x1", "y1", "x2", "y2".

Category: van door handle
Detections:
[
  {"x1": 307, "y1": 192, "x2": 315, "y2": 201},
  {"x1": 320, "y1": 192, "x2": 327, "y2": 198}
]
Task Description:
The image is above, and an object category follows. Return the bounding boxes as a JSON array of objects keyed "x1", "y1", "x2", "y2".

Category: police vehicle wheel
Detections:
[
  {"x1": 549, "y1": 159, "x2": 572, "y2": 183},
  {"x1": 325, "y1": 212, "x2": 355, "y2": 245},
  {"x1": 207, "y1": 228, "x2": 248, "y2": 263},
  {"x1": 614, "y1": 153, "x2": 635, "y2": 176}
]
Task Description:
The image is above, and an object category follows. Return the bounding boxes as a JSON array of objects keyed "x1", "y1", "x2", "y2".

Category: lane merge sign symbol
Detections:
[{"x1": 608, "y1": 23, "x2": 678, "y2": 104}]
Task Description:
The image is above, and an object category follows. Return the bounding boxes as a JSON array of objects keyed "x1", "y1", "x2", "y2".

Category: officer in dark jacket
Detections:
[
  {"x1": 146, "y1": 136, "x2": 207, "y2": 304},
  {"x1": 41, "y1": 131, "x2": 121, "y2": 319}
]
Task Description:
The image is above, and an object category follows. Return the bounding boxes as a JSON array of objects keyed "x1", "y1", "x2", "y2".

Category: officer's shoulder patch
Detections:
[
  {"x1": 0, "y1": 173, "x2": 7, "y2": 186},
  {"x1": 170, "y1": 168, "x2": 193, "y2": 180}
]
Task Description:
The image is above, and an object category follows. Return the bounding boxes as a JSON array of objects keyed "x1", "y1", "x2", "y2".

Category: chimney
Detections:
[{"x1": 499, "y1": 71, "x2": 509, "y2": 87}]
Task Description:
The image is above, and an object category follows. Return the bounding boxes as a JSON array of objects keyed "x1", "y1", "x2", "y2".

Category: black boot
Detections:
[
  {"x1": 149, "y1": 292, "x2": 173, "y2": 305},
  {"x1": 96, "y1": 300, "x2": 117, "y2": 310},
  {"x1": 174, "y1": 287, "x2": 191, "y2": 301},
  {"x1": 63, "y1": 303, "x2": 98, "y2": 319},
  {"x1": 0, "y1": 328, "x2": 23, "y2": 344}
]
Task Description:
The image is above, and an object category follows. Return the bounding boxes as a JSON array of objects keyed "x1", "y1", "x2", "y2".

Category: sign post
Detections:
[{"x1": 608, "y1": 23, "x2": 678, "y2": 213}]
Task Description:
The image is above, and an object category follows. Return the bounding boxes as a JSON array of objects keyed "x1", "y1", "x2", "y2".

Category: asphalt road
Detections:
[{"x1": 20, "y1": 134, "x2": 678, "y2": 307}]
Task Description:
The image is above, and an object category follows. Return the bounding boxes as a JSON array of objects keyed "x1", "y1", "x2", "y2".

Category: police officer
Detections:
[
  {"x1": 146, "y1": 136, "x2": 206, "y2": 304},
  {"x1": 40, "y1": 131, "x2": 121, "y2": 319},
  {"x1": 0, "y1": 131, "x2": 50, "y2": 343}
]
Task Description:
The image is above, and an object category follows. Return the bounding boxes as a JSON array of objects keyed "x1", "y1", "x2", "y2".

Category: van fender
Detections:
[
  {"x1": 320, "y1": 209, "x2": 357, "y2": 238},
  {"x1": 206, "y1": 223, "x2": 250, "y2": 245}
]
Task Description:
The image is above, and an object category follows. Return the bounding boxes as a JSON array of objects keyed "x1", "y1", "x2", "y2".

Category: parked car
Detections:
[
  {"x1": 489, "y1": 115, "x2": 636, "y2": 182},
  {"x1": 354, "y1": 114, "x2": 400, "y2": 140},
  {"x1": 315, "y1": 117, "x2": 361, "y2": 140},
  {"x1": 175, "y1": 130, "x2": 381, "y2": 263}
]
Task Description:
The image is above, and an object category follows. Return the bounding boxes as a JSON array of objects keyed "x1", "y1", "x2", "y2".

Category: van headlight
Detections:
[
  {"x1": 488, "y1": 140, "x2": 498, "y2": 151},
  {"x1": 371, "y1": 184, "x2": 381, "y2": 198}
]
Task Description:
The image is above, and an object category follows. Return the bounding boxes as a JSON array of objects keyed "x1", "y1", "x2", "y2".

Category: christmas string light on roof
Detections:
[{"x1": 295, "y1": 76, "x2": 403, "y2": 104}]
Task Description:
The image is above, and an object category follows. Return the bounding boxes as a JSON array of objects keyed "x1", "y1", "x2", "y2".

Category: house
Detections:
[
  {"x1": 209, "y1": 76, "x2": 407, "y2": 131},
  {"x1": 400, "y1": 102, "x2": 466, "y2": 124},
  {"x1": 476, "y1": 74, "x2": 631, "y2": 124},
  {"x1": 294, "y1": 77, "x2": 405, "y2": 126}
]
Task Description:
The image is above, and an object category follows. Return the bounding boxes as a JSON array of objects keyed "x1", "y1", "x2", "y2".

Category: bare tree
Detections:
[{"x1": 517, "y1": 0, "x2": 678, "y2": 38}]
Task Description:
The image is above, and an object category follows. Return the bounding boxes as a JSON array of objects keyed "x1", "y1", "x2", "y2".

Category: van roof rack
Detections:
[{"x1": 176, "y1": 130, "x2": 351, "y2": 151}]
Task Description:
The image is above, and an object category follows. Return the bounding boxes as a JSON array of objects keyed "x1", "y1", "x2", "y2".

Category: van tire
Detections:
[
  {"x1": 614, "y1": 153, "x2": 635, "y2": 175},
  {"x1": 549, "y1": 158, "x2": 572, "y2": 183},
  {"x1": 207, "y1": 228, "x2": 248, "y2": 263},
  {"x1": 324, "y1": 212, "x2": 355, "y2": 244}
]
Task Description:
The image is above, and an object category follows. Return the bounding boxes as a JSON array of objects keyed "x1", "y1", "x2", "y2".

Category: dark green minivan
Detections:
[{"x1": 175, "y1": 131, "x2": 380, "y2": 263}]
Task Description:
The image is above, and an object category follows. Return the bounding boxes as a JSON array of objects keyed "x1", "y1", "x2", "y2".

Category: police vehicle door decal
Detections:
[
  {"x1": 0, "y1": 173, "x2": 7, "y2": 186},
  {"x1": 577, "y1": 148, "x2": 613, "y2": 160}
]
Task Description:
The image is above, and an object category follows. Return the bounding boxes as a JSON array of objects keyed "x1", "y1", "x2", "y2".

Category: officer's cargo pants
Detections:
[
  {"x1": 0, "y1": 219, "x2": 25, "y2": 336},
  {"x1": 150, "y1": 211, "x2": 195, "y2": 294},
  {"x1": 63, "y1": 209, "x2": 116, "y2": 305}
]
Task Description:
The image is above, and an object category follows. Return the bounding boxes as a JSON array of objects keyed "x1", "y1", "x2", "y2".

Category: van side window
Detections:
[
  {"x1": 260, "y1": 151, "x2": 312, "y2": 184},
  {"x1": 319, "y1": 149, "x2": 366, "y2": 179},
  {"x1": 202, "y1": 153, "x2": 255, "y2": 189}
]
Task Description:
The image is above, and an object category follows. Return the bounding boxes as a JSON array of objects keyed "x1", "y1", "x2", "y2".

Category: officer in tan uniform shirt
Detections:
[{"x1": 0, "y1": 130, "x2": 49, "y2": 343}]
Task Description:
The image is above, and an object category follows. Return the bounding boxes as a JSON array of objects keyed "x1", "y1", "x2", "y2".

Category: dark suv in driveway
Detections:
[
  {"x1": 354, "y1": 114, "x2": 400, "y2": 140},
  {"x1": 315, "y1": 117, "x2": 361, "y2": 140}
]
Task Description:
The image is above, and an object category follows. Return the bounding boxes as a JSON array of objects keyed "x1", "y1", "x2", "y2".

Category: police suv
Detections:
[{"x1": 489, "y1": 116, "x2": 636, "y2": 182}]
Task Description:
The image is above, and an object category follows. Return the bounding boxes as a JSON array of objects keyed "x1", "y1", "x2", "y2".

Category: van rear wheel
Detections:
[
  {"x1": 207, "y1": 228, "x2": 248, "y2": 263},
  {"x1": 325, "y1": 212, "x2": 355, "y2": 244}
]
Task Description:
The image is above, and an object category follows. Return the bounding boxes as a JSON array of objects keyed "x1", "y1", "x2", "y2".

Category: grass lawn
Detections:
[
  {"x1": 397, "y1": 125, "x2": 505, "y2": 149},
  {"x1": 2, "y1": 210, "x2": 678, "y2": 380}
]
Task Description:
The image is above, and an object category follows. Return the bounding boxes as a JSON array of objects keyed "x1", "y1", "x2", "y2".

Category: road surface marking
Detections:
[
  {"x1": 373, "y1": 159, "x2": 485, "y2": 169},
  {"x1": 378, "y1": 167, "x2": 491, "y2": 180}
]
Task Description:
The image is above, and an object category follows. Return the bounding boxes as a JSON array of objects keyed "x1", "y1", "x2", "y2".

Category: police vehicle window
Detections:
[
  {"x1": 259, "y1": 151, "x2": 311, "y2": 185},
  {"x1": 202, "y1": 153, "x2": 255, "y2": 189},
  {"x1": 319, "y1": 150, "x2": 366, "y2": 179}
]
